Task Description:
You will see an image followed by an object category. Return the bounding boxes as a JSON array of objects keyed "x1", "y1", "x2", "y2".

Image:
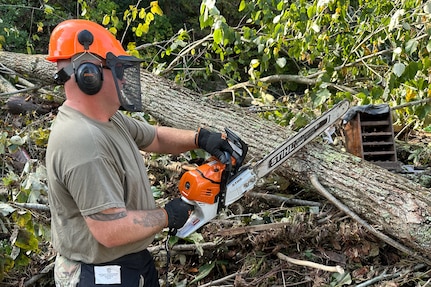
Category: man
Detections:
[{"x1": 45, "y1": 19, "x2": 233, "y2": 287}]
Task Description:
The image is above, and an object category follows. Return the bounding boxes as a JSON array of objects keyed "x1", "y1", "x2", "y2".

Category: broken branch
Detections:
[
  {"x1": 309, "y1": 173, "x2": 431, "y2": 266},
  {"x1": 276, "y1": 252, "x2": 345, "y2": 274},
  {"x1": 216, "y1": 222, "x2": 290, "y2": 237}
]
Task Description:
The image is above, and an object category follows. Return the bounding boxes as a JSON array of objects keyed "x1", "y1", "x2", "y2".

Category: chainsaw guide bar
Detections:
[{"x1": 253, "y1": 99, "x2": 350, "y2": 179}]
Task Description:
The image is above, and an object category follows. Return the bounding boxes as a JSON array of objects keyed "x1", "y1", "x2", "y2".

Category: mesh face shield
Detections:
[{"x1": 105, "y1": 52, "x2": 143, "y2": 112}]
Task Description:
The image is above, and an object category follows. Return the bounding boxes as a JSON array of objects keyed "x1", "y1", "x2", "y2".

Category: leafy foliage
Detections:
[
  {"x1": 147, "y1": 0, "x2": 431, "y2": 131},
  {"x1": 0, "y1": 114, "x2": 50, "y2": 283}
]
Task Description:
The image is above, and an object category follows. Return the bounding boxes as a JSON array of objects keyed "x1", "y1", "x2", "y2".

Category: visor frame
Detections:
[{"x1": 105, "y1": 52, "x2": 144, "y2": 112}]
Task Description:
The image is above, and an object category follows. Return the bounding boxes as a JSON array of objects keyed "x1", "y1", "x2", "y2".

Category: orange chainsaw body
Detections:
[{"x1": 179, "y1": 157, "x2": 234, "y2": 204}]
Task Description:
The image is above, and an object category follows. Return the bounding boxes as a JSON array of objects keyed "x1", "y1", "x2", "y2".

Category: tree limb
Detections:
[
  {"x1": 309, "y1": 173, "x2": 431, "y2": 265},
  {"x1": 355, "y1": 264, "x2": 427, "y2": 287},
  {"x1": 205, "y1": 73, "x2": 358, "y2": 98},
  {"x1": 216, "y1": 222, "x2": 291, "y2": 237},
  {"x1": 247, "y1": 191, "x2": 321, "y2": 207}
]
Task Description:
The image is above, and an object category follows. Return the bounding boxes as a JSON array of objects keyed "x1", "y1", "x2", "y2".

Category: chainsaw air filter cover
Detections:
[{"x1": 178, "y1": 157, "x2": 225, "y2": 204}]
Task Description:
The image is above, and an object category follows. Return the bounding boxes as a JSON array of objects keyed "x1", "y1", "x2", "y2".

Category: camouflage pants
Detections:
[{"x1": 54, "y1": 253, "x2": 81, "y2": 287}]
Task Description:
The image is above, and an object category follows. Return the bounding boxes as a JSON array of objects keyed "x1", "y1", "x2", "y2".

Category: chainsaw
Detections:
[{"x1": 176, "y1": 100, "x2": 349, "y2": 238}]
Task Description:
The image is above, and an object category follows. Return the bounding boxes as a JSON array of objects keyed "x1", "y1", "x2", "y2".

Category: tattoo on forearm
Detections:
[
  {"x1": 133, "y1": 210, "x2": 165, "y2": 228},
  {"x1": 87, "y1": 211, "x2": 127, "y2": 221}
]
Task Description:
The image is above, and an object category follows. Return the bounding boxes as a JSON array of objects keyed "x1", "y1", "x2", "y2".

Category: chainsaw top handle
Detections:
[{"x1": 225, "y1": 127, "x2": 248, "y2": 173}]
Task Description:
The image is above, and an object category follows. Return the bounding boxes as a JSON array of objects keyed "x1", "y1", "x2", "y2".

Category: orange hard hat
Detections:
[{"x1": 46, "y1": 19, "x2": 128, "y2": 62}]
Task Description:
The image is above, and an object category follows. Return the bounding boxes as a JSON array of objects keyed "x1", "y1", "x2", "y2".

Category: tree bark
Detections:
[{"x1": 1, "y1": 51, "x2": 431, "y2": 260}]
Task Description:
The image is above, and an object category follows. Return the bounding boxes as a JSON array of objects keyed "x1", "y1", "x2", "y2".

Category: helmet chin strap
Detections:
[{"x1": 53, "y1": 63, "x2": 74, "y2": 85}]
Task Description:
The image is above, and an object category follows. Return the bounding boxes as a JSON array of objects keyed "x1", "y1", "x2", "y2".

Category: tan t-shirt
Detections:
[{"x1": 46, "y1": 105, "x2": 156, "y2": 264}]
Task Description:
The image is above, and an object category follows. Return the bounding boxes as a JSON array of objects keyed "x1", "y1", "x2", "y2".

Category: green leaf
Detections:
[
  {"x1": 204, "y1": 0, "x2": 216, "y2": 9},
  {"x1": 370, "y1": 86, "x2": 384, "y2": 101},
  {"x1": 331, "y1": 272, "x2": 352, "y2": 286},
  {"x1": 314, "y1": 88, "x2": 331, "y2": 107},
  {"x1": 81, "y1": 7, "x2": 87, "y2": 17},
  {"x1": 10, "y1": 135, "x2": 24, "y2": 146},
  {"x1": 168, "y1": 235, "x2": 179, "y2": 247},
  {"x1": 277, "y1": 0, "x2": 283, "y2": 11},
  {"x1": 190, "y1": 261, "x2": 215, "y2": 284},
  {"x1": 276, "y1": 57, "x2": 286, "y2": 68},
  {"x1": 393, "y1": 63, "x2": 405, "y2": 77},
  {"x1": 239, "y1": 0, "x2": 246, "y2": 12},
  {"x1": 183, "y1": 232, "x2": 204, "y2": 255},
  {"x1": 405, "y1": 39, "x2": 419, "y2": 55},
  {"x1": 213, "y1": 28, "x2": 223, "y2": 45},
  {"x1": 43, "y1": 5, "x2": 54, "y2": 14},
  {"x1": 404, "y1": 61, "x2": 419, "y2": 80},
  {"x1": 250, "y1": 59, "x2": 260, "y2": 68},
  {"x1": 0, "y1": 203, "x2": 16, "y2": 216},
  {"x1": 15, "y1": 229, "x2": 39, "y2": 251},
  {"x1": 0, "y1": 252, "x2": 14, "y2": 281},
  {"x1": 102, "y1": 15, "x2": 110, "y2": 25},
  {"x1": 2, "y1": 172, "x2": 18, "y2": 187},
  {"x1": 292, "y1": 114, "x2": 309, "y2": 130},
  {"x1": 273, "y1": 14, "x2": 282, "y2": 24},
  {"x1": 311, "y1": 22, "x2": 320, "y2": 33}
]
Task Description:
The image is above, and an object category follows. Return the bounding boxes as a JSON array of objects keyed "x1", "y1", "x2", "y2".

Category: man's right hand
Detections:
[{"x1": 163, "y1": 198, "x2": 194, "y2": 235}]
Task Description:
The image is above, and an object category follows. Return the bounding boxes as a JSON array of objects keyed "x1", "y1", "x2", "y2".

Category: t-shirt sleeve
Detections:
[
  {"x1": 64, "y1": 156, "x2": 126, "y2": 216},
  {"x1": 114, "y1": 112, "x2": 156, "y2": 149}
]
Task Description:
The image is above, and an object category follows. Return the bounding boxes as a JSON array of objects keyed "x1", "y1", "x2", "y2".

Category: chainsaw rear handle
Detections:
[
  {"x1": 176, "y1": 198, "x2": 219, "y2": 238},
  {"x1": 176, "y1": 167, "x2": 258, "y2": 238}
]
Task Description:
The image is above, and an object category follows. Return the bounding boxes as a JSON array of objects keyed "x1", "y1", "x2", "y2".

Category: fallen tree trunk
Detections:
[{"x1": 1, "y1": 51, "x2": 431, "y2": 261}]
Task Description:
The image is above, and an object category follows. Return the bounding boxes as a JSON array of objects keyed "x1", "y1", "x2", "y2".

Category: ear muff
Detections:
[{"x1": 75, "y1": 62, "x2": 103, "y2": 95}]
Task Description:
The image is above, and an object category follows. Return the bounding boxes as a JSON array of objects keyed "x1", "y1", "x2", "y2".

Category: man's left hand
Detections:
[{"x1": 196, "y1": 128, "x2": 233, "y2": 164}]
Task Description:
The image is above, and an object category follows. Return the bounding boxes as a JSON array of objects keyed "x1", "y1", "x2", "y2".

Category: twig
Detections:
[
  {"x1": 0, "y1": 86, "x2": 42, "y2": 97},
  {"x1": 306, "y1": 48, "x2": 392, "y2": 79},
  {"x1": 119, "y1": 0, "x2": 143, "y2": 44},
  {"x1": 309, "y1": 173, "x2": 431, "y2": 265},
  {"x1": 11, "y1": 202, "x2": 50, "y2": 212},
  {"x1": 248, "y1": 191, "x2": 321, "y2": 207},
  {"x1": 148, "y1": 239, "x2": 237, "y2": 253},
  {"x1": 216, "y1": 222, "x2": 291, "y2": 237},
  {"x1": 277, "y1": 252, "x2": 344, "y2": 274},
  {"x1": 162, "y1": 34, "x2": 213, "y2": 76},
  {"x1": 23, "y1": 262, "x2": 54, "y2": 286},
  {"x1": 199, "y1": 272, "x2": 245, "y2": 287},
  {"x1": 205, "y1": 73, "x2": 358, "y2": 98},
  {"x1": 355, "y1": 263, "x2": 426, "y2": 287},
  {"x1": 390, "y1": 97, "x2": 431, "y2": 110},
  {"x1": 394, "y1": 120, "x2": 414, "y2": 140},
  {"x1": 0, "y1": 74, "x2": 17, "y2": 94},
  {"x1": 135, "y1": 40, "x2": 172, "y2": 50}
]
